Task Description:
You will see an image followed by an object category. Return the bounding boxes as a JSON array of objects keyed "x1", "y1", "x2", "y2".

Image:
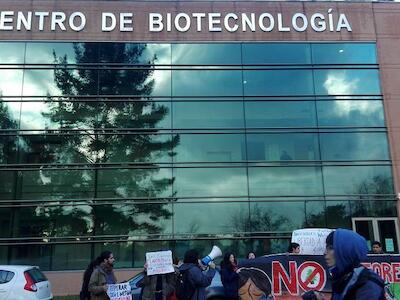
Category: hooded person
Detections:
[
  {"x1": 325, "y1": 229, "x2": 385, "y2": 300},
  {"x1": 178, "y1": 249, "x2": 216, "y2": 300}
]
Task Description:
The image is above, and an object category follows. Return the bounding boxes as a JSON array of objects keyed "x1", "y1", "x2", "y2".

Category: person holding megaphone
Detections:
[{"x1": 177, "y1": 247, "x2": 221, "y2": 300}]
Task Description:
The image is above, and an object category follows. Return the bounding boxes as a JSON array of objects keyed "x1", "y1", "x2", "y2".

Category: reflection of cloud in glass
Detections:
[
  {"x1": 249, "y1": 167, "x2": 323, "y2": 196},
  {"x1": 175, "y1": 168, "x2": 247, "y2": 197},
  {"x1": 331, "y1": 100, "x2": 381, "y2": 118},
  {"x1": 323, "y1": 70, "x2": 359, "y2": 95},
  {"x1": 26, "y1": 42, "x2": 77, "y2": 64},
  {"x1": 0, "y1": 70, "x2": 23, "y2": 96}
]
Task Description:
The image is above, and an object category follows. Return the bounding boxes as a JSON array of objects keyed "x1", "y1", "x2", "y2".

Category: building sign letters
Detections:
[{"x1": 0, "y1": 9, "x2": 352, "y2": 33}]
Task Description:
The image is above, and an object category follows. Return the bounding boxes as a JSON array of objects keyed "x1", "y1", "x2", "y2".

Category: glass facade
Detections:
[{"x1": 0, "y1": 42, "x2": 396, "y2": 270}]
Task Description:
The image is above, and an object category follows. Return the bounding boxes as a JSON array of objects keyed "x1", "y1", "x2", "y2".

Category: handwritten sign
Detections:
[
  {"x1": 107, "y1": 282, "x2": 132, "y2": 300},
  {"x1": 146, "y1": 250, "x2": 174, "y2": 276},
  {"x1": 292, "y1": 228, "x2": 333, "y2": 255}
]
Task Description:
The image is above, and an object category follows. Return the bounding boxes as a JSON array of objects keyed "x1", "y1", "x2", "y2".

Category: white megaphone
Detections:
[{"x1": 201, "y1": 245, "x2": 222, "y2": 266}]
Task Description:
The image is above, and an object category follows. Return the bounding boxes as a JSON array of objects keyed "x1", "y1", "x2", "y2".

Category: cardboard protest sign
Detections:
[
  {"x1": 107, "y1": 282, "x2": 132, "y2": 300},
  {"x1": 238, "y1": 254, "x2": 400, "y2": 300},
  {"x1": 292, "y1": 228, "x2": 333, "y2": 255},
  {"x1": 146, "y1": 250, "x2": 174, "y2": 276}
]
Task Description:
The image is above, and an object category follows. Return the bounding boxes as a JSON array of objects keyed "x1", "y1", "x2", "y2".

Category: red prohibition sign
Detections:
[{"x1": 297, "y1": 261, "x2": 326, "y2": 291}]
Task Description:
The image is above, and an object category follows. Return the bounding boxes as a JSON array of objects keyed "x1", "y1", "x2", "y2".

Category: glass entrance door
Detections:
[{"x1": 352, "y1": 217, "x2": 400, "y2": 253}]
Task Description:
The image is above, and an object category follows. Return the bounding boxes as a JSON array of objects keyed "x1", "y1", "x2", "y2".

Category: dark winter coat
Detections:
[
  {"x1": 178, "y1": 263, "x2": 216, "y2": 300},
  {"x1": 139, "y1": 271, "x2": 177, "y2": 300},
  {"x1": 220, "y1": 265, "x2": 239, "y2": 299}
]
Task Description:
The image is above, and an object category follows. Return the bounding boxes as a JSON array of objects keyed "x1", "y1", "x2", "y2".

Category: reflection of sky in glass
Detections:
[
  {"x1": 174, "y1": 168, "x2": 248, "y2": 197},
  {"x1": 172, "y1": 44, "x2": 241, "y2": 65},
  {"x1": 0, "y1": 42, "x2": 25, "y2": 64},
  {"x1": 323, "y1": 166, "x2": 393, "y2": 195},
  {"x1": 173, "y1": 70, "x2": 242, "y2": 96},
  {"x1": 248, "y1": 167, "x2": 323, "y2": 196},
  {"x1": 174, "y1": 202, "x2": 248, "y2": 234},
  {"x1": 320, "y1": 132, "x2": 389, "y2": 161},
  {"x1": 315, "y1": 69, "x2": 381, "y2": 95},
  {"x1": 173, "y1": 102, "x2": 244, "y2": 128},
  {"x1": 317, "y1": 100, "x2": 384, "y2": 126},
  {"x1": 175, "y1": 134, "x2": 245, "y2": 162},
  {"x1": 312, "y1": 43, "x2": 376, "y2": 64},
  {"x1": 26, "y1": 42, "x2": 77, "y2": 64}
]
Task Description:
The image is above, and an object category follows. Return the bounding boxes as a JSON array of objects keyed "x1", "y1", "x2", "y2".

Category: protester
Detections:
[
  {"x1": 372, "y1": 241, "x2": 384, "y2": 254},
  {"x1": 80, "y1": 259, "x2": 99, "y2": 300},
  {"x1": 221, "y1": 252, "x2": 239, "y2": 300},
  {"x1": 287, "y1": 242, "x2": 300, "y2": 254},
  {"x1": 88, "y1": 251, "x2": 117, "y2": 300},
  {"x1": 306, "y1": 229, "x2": 385, "y2": 300},
  {"x1": 247, "y1": 251, "x2": 256, "y2": 260},
  {"x1": 140, "y1": 262, "x2": 177, "y2": 300},
  {"x1": 177, "y1": 249, "x2": 216, "y2": 300}
]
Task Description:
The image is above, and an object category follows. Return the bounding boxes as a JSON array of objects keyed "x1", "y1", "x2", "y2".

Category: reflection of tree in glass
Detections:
[
  {"x1": 0, "y1": 101, "x2": 18, "y2": 164},
  {"x1": 231, "y1": 204, "x2": 292, "y2": 254},
  {"x1": 351, "y1": 175, "x2": 394, "y2": 217},
  {"x1": 20, "y1": 43, "x2": 177, "y2": 238},
  {"x1": 307, "y1": 175, "x2": 394, "y2": 230}
]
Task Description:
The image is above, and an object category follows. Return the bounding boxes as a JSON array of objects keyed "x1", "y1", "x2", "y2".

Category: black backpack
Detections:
[{"x1": 175, "y1": 268, "x2": 196, "y2": 300}]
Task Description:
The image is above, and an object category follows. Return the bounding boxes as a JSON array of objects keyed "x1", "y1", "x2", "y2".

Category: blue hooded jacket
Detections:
[{"x1": 330, "y1": 229, "x2": 384, "y2": 300}]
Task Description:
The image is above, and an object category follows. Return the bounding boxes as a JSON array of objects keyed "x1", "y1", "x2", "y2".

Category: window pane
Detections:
[
  {"x1": 351, "y1": 200, "x2": 397, "y2": 218},
  {"x1": 312, "y1": 43, "x2": 376, "y2": 64},
  {"x1": 0, "y1": 171, "x2": 16, "y2": 199},
  {"x1": 99, "y1": 70, "x2": 171, "y2": 96},
  {"x1": 11, "y1": 206, "x2": 92, "y2": 237},
  {"x1": 97, "y1": 101, "x2": 171, "y2": 129},
  {"x1": 320, "y1": 132, "x2": 389, "y2": 161},
  {"x1": 0, "y1": 70, "x2": 23, "y2": 96},
  {"x1": 20, "y1": 101, "x2": 97, "y2": 130},
  {"x1": 0, "y1": 208, "x2": 11, "y2": 238},
  {"x1": 0, "y1": 136, "x2": 18, "y2": 164},
  {"x1": 172, "y1": 44, "x2": 241, "y2": 65},
  {"x1": 249, "y1": 202, "x2": 305, "y2": 231},
  {"x1": 18, "y1": 134, "x2": 95, "y2": 164},
  {"x1": 174, "y1": 168, "x2": 248, "y2": 197},
  {"x1": 99, "y1": 134, "x2": 173, "y2": 163},
  {"x1": 175, "y1": 134, "x2": 246, "y2": 162},
  {"x1": 174, "y1": 202, "x2": 248, "y2": 234},
  {"x1": 323, "y1": 166, "x2": 393, "y2": 195},
  {"x1": 26, "y1": 42, "x2": 93, "y2": 64},
  {"x1": 97, "y1": 168, "x2": 172, "y2": 199},
  {"x1": 242, "y1": 43, "x2": 311, "y2": 65},
  {"x1": 23, "y1": 69, "x2": 98, "y2": 96},
  {"x1": 245, "y1": 101, "x2": 316, "y2": 128},
  {"x1": 52, "y1": 244, "x2": 91, "y2": 270},
  {"x1": 0, "y1": 42, "x2": 25, "y2": 64},
  {"x1": 317, "y1": 100, "x2": 384, "y2": 127},
  {"x1": 19, "y1": 170, "x2": 94, "y2": 200},
  {"x1": 0, "y1": 101, "x2": 20, "y2": 129},
  {"x1": 172, "y1": 70, "x2": 243, "y2": 96},
  {"x1": 9, "y1": 245, "x2": 51, "y2": 270},
  {"x1": 305, "y1": 201, "x2": 326, "y2": 228},
  {"x1": 94, "y1": 242, "x2": 133, "y2": 268},
  {"x1": 94, "y1": 204, "x2": 172, "y2": 235},
  {"x1": 314, "y1": 69, "x2": 381, "y2": 95},
  {"x1": 326, "y1": 201, "x2": 351, "y2": 228},
  {"x1": 248, "y1": 167, "x2": 323, "y2": 196},
  {"x1": 99, "y1": 43, "x2": 171, "y2": 64},
  {"x1": 247, "y1": 133, "x2": 319, "y2": 161},
  {"x1": 173, "y1": 102, "x2": 244, "y2": 129},
  {"x1": 243, "y1": 70, "x2": 313, "y2": 96}
]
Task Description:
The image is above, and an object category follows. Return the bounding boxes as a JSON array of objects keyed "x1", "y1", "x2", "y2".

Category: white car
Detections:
[{"x1": 0, "y1": 265, "x2": 52, "y2": 300}]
